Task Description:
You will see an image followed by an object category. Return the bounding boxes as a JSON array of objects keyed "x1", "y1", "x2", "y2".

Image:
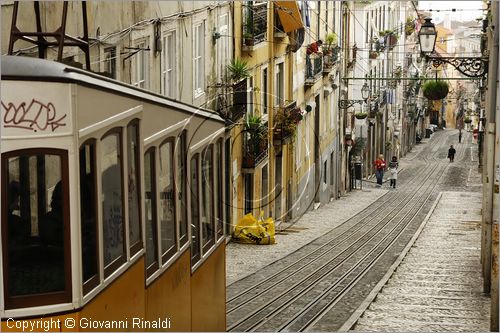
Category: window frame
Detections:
[
  {"x1": 127, "y1": 119, "x2": 143, "y2": 256},
  {"x1": 100, "y1": 127, "x2": 127, "y2": 279},
  {"x1": 162, "y1": 30, "x2": 177, "y2": 99},
  {"x1": 1, "y1": 148, "x2": 72, "y2": 309},
  {"x1": 188, "y1": 128, "x2": 226, "y2": 270},
  {"x1": 274, "y1": 61, "x2": 284, "y2": 107},
  {"x1": 77, "y1": 108, "x2": 144, "y2": 301},
  {"x1": 144, "y1": 147, "x2": 159, "y2": 278},
  {"x1": 104, "y1": 46, "x2": 117, "y2": 79},
  {"x1": 176, "y1": 131, "x2": 189, "y2": 247},
  {"x1": 190, "y1": 153, "x2": 201, "y2": 265},
  {"x1": 158, "y1": 137, "x2": 178, "y2": 264},
  {"x1": 215, "y1": 138, "x2": 224, "y2": 240},
  {"x1": 143, "y1": 121, "x2": 190, "y2": 284},
  {"x1": 261, "y1": 66, "x2": 269, "y2": 117},
  {"x1": 132, "y1": 41, "x2": 149, "y2": 89},
  {"x1": 200, "y1": 144, "x2": 215, "y2": 254},
  {"x1": 216, "y1": 13, "x2": 230, "y2": 82},
  {"x1": 79, "y1": 139, "x2": 100, "y2": 295},
  {"x1": 193, "y1": 21, "x2": 206, "y2": 97}
]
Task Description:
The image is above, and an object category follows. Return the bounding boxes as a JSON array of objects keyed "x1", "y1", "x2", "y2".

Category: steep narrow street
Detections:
[{"x1": 226, "y1": 129, "x2": 489, "y2": 332}]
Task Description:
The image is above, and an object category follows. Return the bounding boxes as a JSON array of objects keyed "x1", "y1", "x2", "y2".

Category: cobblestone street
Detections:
[
  {"x1": 226, "y1": 129, "x2": 490, "y2": 331},
  {"x1": 351, "y1": 191, "x2": 490, "y2": 332}
]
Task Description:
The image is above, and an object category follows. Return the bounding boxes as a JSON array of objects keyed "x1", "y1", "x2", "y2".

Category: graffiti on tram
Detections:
[{"x1": 1, "y1": 99, "x2": 67, "y2": 132}]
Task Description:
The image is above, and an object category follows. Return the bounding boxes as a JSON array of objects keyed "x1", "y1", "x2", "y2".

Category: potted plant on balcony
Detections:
[
  {"x1": 228, "y1": 58, "x2": 250, "y2": 83},
  {"x1": 243, "y1": 115, "x2": 267, "y2": 167},
  {"x1": 243, "y1": 32, "x2": 254, "y2": 46},
  {"x1": 323, "y1": 32, "x2": 338, "y2": 52},
  {"x1": 405, "y1": 17, "x2": 415, "y2": 36},
  {"x1": 369, "y1": 50, "x2": 379, "y2": 59},
  {"x1": 322, "y1": 32, "x2": 339, "y2": 70},
  {"x1": 354, "y1": 112, "x2": 368, "y2": 120},
  {"x1": 273, "y1": 106, "x2": 302, "y2": 144},
  {"x1": 382, "y1": 29, "x2": 398, "y2": 49},
  {"x1": 464, "y1": 116, "x2": 472, "y2": 123},
  {"x1": 423, "y1": 80, "x2": 449, "y2": 100}
]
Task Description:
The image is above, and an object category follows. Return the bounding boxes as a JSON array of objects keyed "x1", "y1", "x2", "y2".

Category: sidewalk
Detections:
[{"x1": 348, "y1": 191, "x2": 490, "y2": 332}]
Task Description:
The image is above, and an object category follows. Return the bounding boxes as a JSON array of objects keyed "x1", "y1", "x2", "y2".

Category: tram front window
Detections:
[{"x1": 2, "y1": 150, "x2": 70, "y2": 308}]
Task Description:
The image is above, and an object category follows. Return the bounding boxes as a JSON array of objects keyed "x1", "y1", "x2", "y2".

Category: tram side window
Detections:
[
  {"x1": 101, "y1": 130, "x2": 126, "y2": 276},
  {"x1": 127, "y1": 121, "x2": 142, "y2": 254},
  {"x1": 201, "y1": 145, "x2": 215, "y2": 253},
  {"x1": 176, "y1": 131, "x2": 188, "y2": 247},
  {"x1": 190, "y1": 154, "x2": 200, "y2": 264},
  {"x1": 2, "y1": 150, "x2": 70, "y2": 308},
  {"x1": 79, "y1": 142, "x2": 99, "y2": 294},
  {"x1": 159, "y1": 139, "x2": 177, "y2": 262},
  {"x1": 144, "y1": 148, "x2": 158, "y2": 276},
  {"x1": 215, "y1": 139, "x2": 224, "y2": 240}
]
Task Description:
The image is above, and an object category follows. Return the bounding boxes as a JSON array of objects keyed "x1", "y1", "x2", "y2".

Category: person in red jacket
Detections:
[
  {"x1": 374, "y1": 154, "x2": 386, "y2": 187},
  {"x1": 306, "y1": 39, "x2": 323, "y2": 55},
  {"x1": 306, "y1": 40, "x2": 323, "y2": 78}
]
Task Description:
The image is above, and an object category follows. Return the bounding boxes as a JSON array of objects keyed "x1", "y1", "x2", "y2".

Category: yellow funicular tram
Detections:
[{"x1": 1, "y1": 56, "x2": 227, "y2": 331}]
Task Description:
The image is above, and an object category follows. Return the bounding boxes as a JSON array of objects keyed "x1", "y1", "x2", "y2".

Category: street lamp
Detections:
[
  {"x1": 418, "y1": 17, "x2": 437, "y2": 54},
  {"x1": 418, "y1": 17, "x2": 488, "y2": 78},
  {"x1": 339, "y1": 81, "x2": 371, "y2": 109}
]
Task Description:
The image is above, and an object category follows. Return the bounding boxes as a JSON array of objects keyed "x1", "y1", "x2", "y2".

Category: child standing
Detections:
[{"x1": 388, "y1": 156, "x2": 398, "y2": 188}]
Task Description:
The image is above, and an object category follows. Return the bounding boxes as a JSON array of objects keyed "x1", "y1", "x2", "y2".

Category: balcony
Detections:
[
  {"x1": 223, "y1": 80, "x2": 248, "y2": 126},
  {"x1": 242, "y1": 2, "x2": 268, "y2": 51},
  {"x1": 242, "y1": 123, "x2": 268, "y2": 171},
  {"x1": 322, "y1": 47, "x2": 339, "y2": 73},
  {"x1": 305, "y1": 55, "x2": 323, "y2": 86},
  {"x1": 385, "y1": 33, "x2": 398, "y2": 50},
  {"x1": 273, "y1": 102, "x2": 301, "y2": 147}
]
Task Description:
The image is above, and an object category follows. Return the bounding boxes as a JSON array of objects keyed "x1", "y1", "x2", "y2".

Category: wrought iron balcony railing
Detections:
[
  {"x1": 243, "y1": 1, "x2": 267, "y2": 47},
  {"x1": 305, "y1": 55, "x2": 323, "y2": 85},
  {"x1": 242, "y1": 125, "x2": 268, "y2": 169},
  {"x1": 230, "y1": 80, "x2": 248, "y2": 123},
  {"x1": 273, "y1": 102, "x2": 300, "y2": 146},
  {"x1": 323, "y1": 47, "x2": 339, "y2": 72}
]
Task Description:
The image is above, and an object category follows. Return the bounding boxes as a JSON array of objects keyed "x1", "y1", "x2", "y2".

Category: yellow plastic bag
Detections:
[{"x1": 233, "y1": 213, "x2": 276, "y2": 245}]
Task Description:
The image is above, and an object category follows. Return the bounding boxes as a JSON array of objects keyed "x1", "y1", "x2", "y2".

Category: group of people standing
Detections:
[
  {"x1": 374, "y1": 154, "x2": 398, "y2": 189},
  {"x1": 370, "y1": 132, "x2": 462, "y2": 188},
  {"x1": 372, "y1": 141, "x2": 459, "y2": 190}
]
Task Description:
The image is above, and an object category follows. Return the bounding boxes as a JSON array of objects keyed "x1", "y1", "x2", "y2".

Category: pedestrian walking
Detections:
[
  {"x1": 388, "y1": 156, "x2": 398, "y2": 188},
  {"x1": 374, "y1": 154, "x2": 386, "y2": 187},
  {"x1": 448, "y1": 145, "x2": 456, "y2": 162},
  {"x1": 458, "y1": 131, "x2": 462, "y2": 143}
]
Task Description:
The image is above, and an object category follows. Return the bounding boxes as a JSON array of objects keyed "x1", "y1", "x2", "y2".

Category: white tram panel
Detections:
[{"x1": 1, "y1": 81, "x2": 74, "y2": 150}]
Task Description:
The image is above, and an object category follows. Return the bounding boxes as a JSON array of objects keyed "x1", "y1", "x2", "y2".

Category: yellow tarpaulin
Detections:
[
  {"x1": 275, "y1": 1, "x2": 304, "y2": 33},
  {"x1": 233, "y1": 213, "x2": 276, "y2": 245}
]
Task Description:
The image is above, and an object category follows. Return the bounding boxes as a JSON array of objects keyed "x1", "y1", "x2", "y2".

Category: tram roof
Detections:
[{"x1": 1, "y1": 55, "x2": 224, "y2": 123}]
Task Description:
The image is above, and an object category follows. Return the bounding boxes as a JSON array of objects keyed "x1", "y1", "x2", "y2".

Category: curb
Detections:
[{"x1": 337, "y1": 191, "x2": 444, "y2": 332}]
